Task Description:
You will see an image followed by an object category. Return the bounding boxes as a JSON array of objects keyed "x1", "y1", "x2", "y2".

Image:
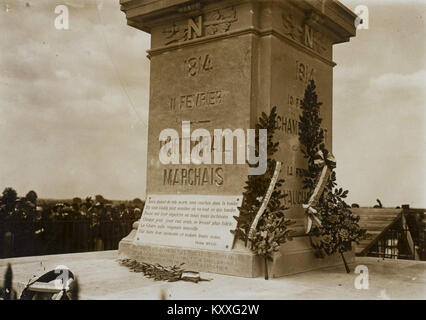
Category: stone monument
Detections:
[{"x1": 119, "y1": 0, "x2": 357, "y2": 278}]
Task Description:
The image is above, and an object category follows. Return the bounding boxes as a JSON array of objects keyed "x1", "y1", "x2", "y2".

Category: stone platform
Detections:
[
  {"x1": 119, "y1": 222, "x2": 355, "y2": 278},
  {"x1": 1, "y1": 251, "x2": 424, "y2": 300}
]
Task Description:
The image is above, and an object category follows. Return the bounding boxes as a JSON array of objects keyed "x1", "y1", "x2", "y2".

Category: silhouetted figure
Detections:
[
  {"x1": 2, "y1": 264, "x2": 17, "y2": 300},
  {"x1": 68, "y1": 277, "x2": 79, "y2": 300},
  {"x1": 3, "y1": 232, "x2": 14, "y2": 259},
  {"x1": 373, "y1": 199, "x2": 383, "y2": 208}
]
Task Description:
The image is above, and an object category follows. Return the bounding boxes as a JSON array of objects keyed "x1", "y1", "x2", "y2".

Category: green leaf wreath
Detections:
[
  {"x1": 232, "y1": 107, "x2": 295, "y2": 279},
  {"x1": 298, "y1": 80, "x2": 366, "y2": 273}
]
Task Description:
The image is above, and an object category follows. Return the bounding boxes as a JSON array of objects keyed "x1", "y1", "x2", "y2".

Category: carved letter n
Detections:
[
  {"x1": 188, "y1": 16, "x2": 203, "y2": 40},
  {"x1": 304, "y1": 24, "x2": 314, "y2": 48}
]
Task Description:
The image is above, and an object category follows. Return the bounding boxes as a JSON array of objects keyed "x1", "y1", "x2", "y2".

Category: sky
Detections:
[
  {"x1": 0, "y1": 0, "x2": 424, "y2": 207},
  {"x1": 334, "y1": 0, "x2": 425, "y2": 208}
]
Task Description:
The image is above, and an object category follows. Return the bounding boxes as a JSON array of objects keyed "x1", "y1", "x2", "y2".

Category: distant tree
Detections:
[
  {"x1": 351, "y1": 203, "x2": 360, "y2": 208},
  {"x1": 95, "y1": 194, "x2": 106, "y2": 204},
  {"x1": 85, "y1": 196, "x2": 93, "y2": 207},
  {"x1": 1, "y1": 188, "x2": 18, "y2": 212},
  {"x1": 132, "y1": 198, "x2": 143, "y2": 205},
  {"x1": 72, "y1": 197, "x2": 82, "y2": 205},
  {"x1": 25, "y1": 190, "x2": 38, "y2": 205}
]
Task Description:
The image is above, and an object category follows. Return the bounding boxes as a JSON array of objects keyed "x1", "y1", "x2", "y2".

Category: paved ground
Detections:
[{"x1": 0, "y1": 251, "x2": 424, "y2": 300}]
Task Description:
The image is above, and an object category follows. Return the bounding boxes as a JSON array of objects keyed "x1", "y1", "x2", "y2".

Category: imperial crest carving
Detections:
[
  {"x1": 282, "y1": 11, "x2": 327, "y2": 55},
  {"x1": 163, "y1": 7, "x2": 237, "y2": 46}
]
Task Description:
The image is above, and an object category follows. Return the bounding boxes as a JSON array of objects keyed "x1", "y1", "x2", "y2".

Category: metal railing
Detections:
[{"x1": 367, "y1": 210, "x2": 425, "y2": 260}]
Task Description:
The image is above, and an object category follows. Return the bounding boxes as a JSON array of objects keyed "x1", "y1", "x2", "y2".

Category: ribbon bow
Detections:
[
  {"x1": 314, "y1": 150, "x2": 336, "y2": 169},
  {"x1": 303, "y1": 150, "x2": 336, "y2": 233}
]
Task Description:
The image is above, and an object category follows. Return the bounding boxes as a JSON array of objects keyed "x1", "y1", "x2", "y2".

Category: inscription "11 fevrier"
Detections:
[{"x1": 169, "y1": 90, "x2": 223, "y2": 111}]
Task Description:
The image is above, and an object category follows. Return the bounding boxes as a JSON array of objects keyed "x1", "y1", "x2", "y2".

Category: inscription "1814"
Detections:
[
  {"x1": 296, "y1": 60, "x2": 315, "y2": 83},
  {"x1": 184, "y1": 54, "x2": 213, "y2": 77}
]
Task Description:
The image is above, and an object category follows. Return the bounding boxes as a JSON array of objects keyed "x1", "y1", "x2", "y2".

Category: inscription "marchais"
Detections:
[{"x1": 163, "y1": 167, "x2": 224, "y2": 186}]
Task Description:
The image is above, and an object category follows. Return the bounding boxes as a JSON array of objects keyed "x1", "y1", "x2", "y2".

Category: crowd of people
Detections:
[{"x1": 0, "y1": 188, "x2": 143, "y2": 258}]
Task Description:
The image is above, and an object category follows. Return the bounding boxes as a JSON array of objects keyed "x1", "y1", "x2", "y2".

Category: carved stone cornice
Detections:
[{"x1": 120, "y1": 0, "x2": 357, "y2": 45}]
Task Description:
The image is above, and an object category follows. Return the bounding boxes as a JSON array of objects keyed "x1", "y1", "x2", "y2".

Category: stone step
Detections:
[
  {"x1": 358, "y1": 239, "x2": 372, "y2": 245},
  {"x1": 353, "y1": 209, "x2": 401, "y2": 216},
  {"x1": 359, "y1": 222, "x2": 394, "y2": 229},
  {"x1": 360, "y1": 226, "x2": 393, "y2": 232},
  {"x1": 358, "y1": 215, "x2": 399, "y2": 221},
  {"x1": 363, "y1": 231, "x2": 381, "y2": 241},
  {"x1": 352, "y1": 208, "x2": 401, "y2": 213},
  {"x1": 356, "y1": 212, "x2": 400, "y2": 218},
  {"x1": 355, "y1": 247, "x2": 364, "y2": 254}
]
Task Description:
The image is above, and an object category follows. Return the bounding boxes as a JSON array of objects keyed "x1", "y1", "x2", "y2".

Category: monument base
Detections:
[
  {"x1": 269, "y1": 237, "x2": 355, "y2": 278},
  {"x1": 118, "y1": 223, "x2": 355, "y2": 278}
]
